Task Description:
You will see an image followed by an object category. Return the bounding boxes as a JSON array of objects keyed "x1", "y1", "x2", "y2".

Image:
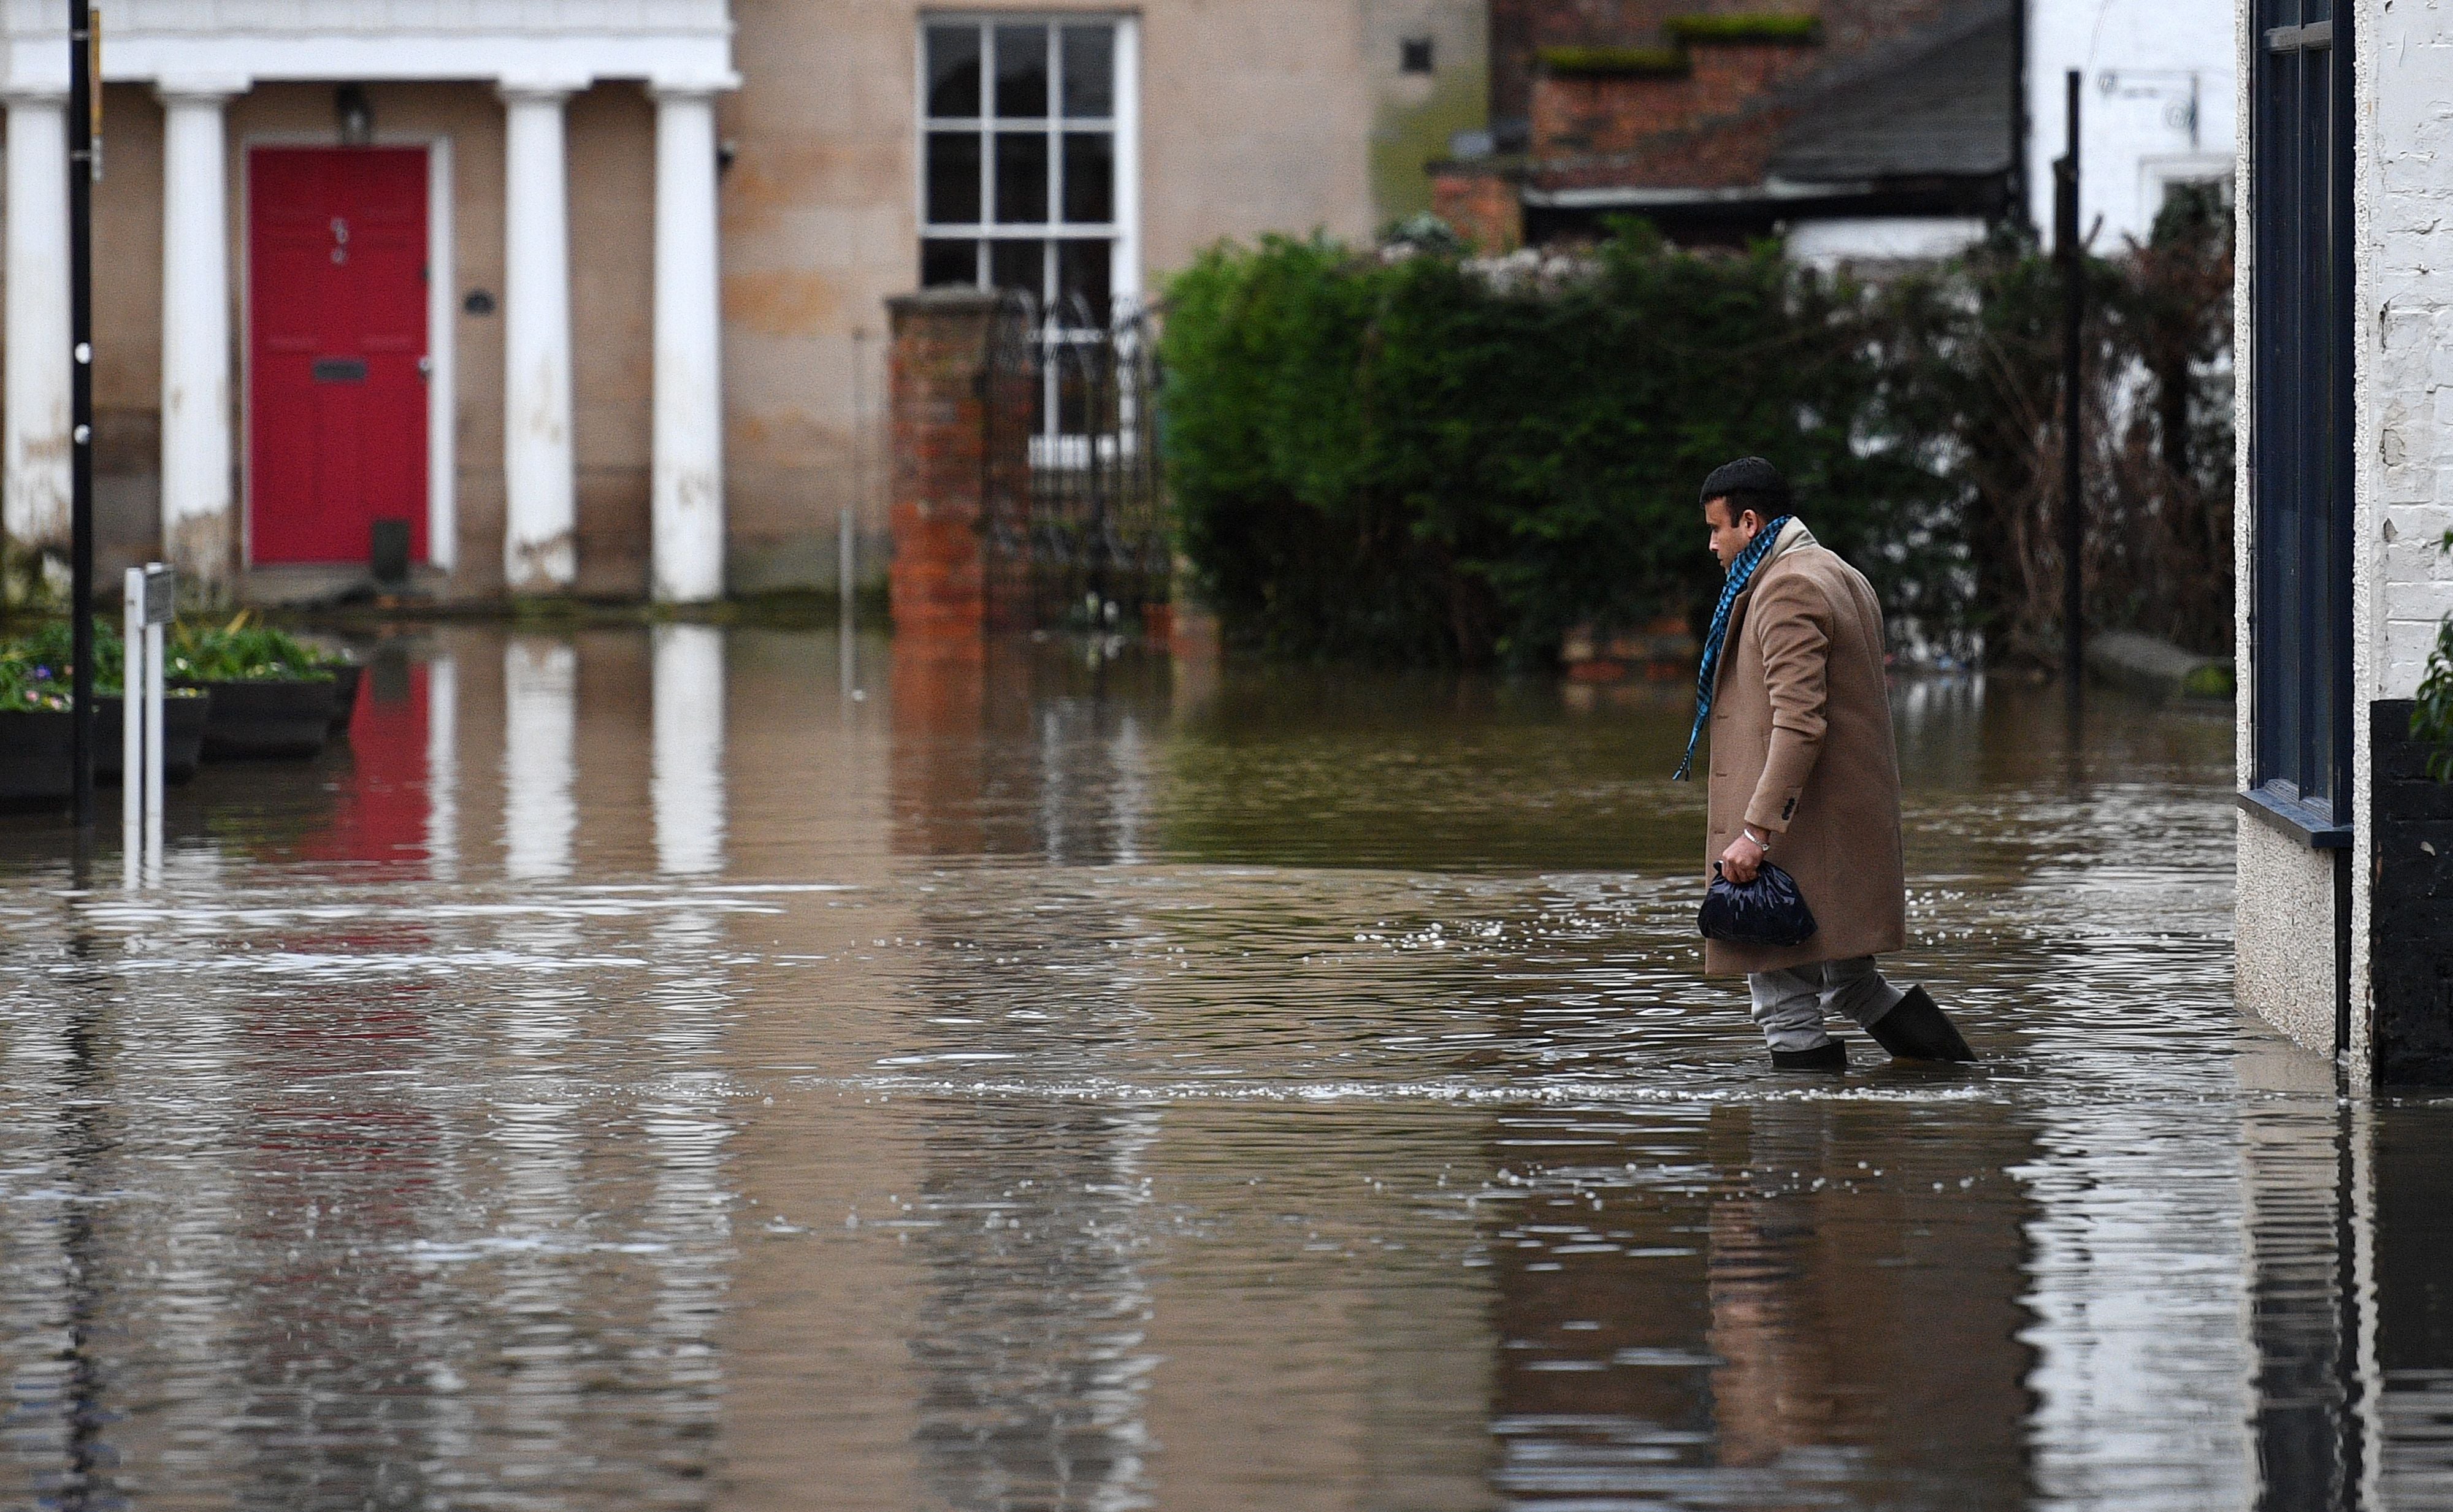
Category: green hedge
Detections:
[
  {"x1": 1160, "y1": 227, "x2": 1960, "y2": 665},
  {"x1": 1160, "y1": 207, "x2": 2237, "y2": 667}
]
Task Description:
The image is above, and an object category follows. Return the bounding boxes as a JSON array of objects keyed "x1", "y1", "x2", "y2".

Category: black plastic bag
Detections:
[{"x1": 1697, "y1": 861, "x2": 1818, "y2": 948}]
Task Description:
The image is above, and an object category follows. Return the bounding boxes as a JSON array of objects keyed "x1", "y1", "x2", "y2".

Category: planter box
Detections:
[
  {"x1": 0, "y1": 708, "x2": 72, "y2": 805},
  {"x1": 97, "y1": 692, "x2": 211, "y2": 785},
  {"x1": 180, "y1": 678, "x2": 336, "y2": 760},
  {"x1": 327, "y1": 662, "x2": 362, "y2": 736}
]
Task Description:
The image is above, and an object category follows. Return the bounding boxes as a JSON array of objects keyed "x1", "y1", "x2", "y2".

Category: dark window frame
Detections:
[{"x1": 2244, "y1": 0, "x2": 2355, "y2": 849}]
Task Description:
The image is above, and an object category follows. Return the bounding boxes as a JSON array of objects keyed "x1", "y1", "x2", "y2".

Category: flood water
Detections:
[{"x1": 0, "y1": 624, "x2": 2440, "y2": 1510}]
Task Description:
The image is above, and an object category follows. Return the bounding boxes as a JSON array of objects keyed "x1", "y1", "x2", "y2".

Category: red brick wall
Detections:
[
  {"x1": 1498, "y1": 0, "x2": 1965, "y2": 134},
  {"x1": 1433, "y1": 167, "x2": 1526, "y2": 252},
  {"x1": 886, "y1": 291, "x2": 1033, "y2": 638},
  {"x1": 1529, "y1": 38, "x2": 1823, "y2": 159}
]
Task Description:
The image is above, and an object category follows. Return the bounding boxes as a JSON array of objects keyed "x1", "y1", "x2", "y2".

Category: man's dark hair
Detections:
[{"x1": 1699, "y1": 457, "x2": 1791, "y2": 523}]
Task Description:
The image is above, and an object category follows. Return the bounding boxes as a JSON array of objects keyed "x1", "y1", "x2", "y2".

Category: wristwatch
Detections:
[{"x1": 1743, "y1": 825, "x2": 1772, "y2": 852}]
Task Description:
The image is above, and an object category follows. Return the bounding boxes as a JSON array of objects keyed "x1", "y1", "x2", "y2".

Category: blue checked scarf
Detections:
[{"x1": 1672, "y1": 516, "x2": 1792, "y2": 782}]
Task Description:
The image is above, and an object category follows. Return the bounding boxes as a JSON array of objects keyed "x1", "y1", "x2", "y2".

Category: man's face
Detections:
[{"x1": 1704, "y1": 497, "x2": 1761, "y2": 570}]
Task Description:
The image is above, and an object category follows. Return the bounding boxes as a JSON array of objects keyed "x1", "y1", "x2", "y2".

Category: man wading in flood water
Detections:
[{"x1": 1675, "y1": 457, "x2": 1977, "y2": 1071}]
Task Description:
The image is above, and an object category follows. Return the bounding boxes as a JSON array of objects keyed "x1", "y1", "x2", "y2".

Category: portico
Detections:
[{"x1": 0, "y1": 1, "x2": 738, "y2": 604}]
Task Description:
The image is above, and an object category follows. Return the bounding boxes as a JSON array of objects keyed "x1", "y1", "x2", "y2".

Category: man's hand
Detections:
[{"x1": 1719, "y1": 830, "x2": 1767, "y2": 885}]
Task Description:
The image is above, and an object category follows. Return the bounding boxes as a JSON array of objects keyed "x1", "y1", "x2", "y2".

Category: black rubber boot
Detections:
[
  {"x1": 1769, "y1": 1039, "x2": 1847, "y2": 1071},
  {"x1": 1865, "y1": 985, "x2": 1977, "y2": 1063}
]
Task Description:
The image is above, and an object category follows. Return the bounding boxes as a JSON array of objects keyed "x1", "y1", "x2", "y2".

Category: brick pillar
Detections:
[
  {"x1": 886, "y1": 289, "x2": 1033, "y2": 637},
  {"x1": 1433, "y1": 165, "x2": 1524, "y2": 253}
]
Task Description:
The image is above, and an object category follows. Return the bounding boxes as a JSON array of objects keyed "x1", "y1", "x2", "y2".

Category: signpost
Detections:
[{"x1": 121, "y1": 563, "x2": 171, "y2": 885}]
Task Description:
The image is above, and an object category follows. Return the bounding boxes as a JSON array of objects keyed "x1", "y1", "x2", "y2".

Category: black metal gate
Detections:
[{"x1": 987, "y1": 294, "x2": 1170, "y2": 632}]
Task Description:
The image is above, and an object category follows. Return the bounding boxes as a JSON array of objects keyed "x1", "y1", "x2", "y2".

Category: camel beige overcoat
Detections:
[{"x1": 1702, "y1": 519, "x2": 1907, "y2": 976}]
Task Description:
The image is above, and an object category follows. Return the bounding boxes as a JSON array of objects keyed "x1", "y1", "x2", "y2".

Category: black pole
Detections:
[
  {"x1": 2055, "y1": 69, "x2": 2083, "y2": 696},
  {"x1": 66, "y1": 1, "x2": 94, "y2": 827},
  {"x1": 2007, "y1": 0, "x2": 2029, "y2": 234}
]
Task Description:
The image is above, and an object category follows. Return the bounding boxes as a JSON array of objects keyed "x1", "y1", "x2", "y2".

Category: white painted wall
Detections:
[
  {"x1": 2234, "y1": 0, "x2": 2453, "y2": 1074},
  {"x1": 2028, "y1": 0, "x2": 2235, "y2": 249},
  {"x1": 0, "y1": 0, "x2": 736, "y2": 92},
  {"x1": 1786, "y1": 216, "x2": 1989, "y2": 269},
  {"x1": 2346, "y1": 0, "x2": 2453, "y2": 1079}
]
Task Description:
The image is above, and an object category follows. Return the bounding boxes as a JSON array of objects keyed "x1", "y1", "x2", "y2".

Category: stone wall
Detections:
[
  {"x1": 2236, "y1": 813, "x2": 2341, "y2": 1060},
  {"x1": 723, "y1": 0, "x2": 1469, "y2": 600}
]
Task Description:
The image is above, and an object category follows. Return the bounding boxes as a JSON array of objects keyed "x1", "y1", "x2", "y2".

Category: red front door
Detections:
[{"x1": 248, "y1": 147, "x2": 428, "y2": 565}]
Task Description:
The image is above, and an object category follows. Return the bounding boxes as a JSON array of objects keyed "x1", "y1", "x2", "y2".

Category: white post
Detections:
[
  {"x1": 651, "y1": 624, "x2": 725, "y2": 876},
  {"x1": 651, "y1": 86, "x2": 725, "y2": 604},
  {"x1": 158, "y1": 85, "x2": 239, "y2": 601},
  {"x1": 144, "y1": 613, "x2": 164, "y2": 875},
  {"x1": 122, "y1": 568, "x2": 144, "y2": 884},
  {"x1": 500, "y1": 86, "x2": 578, "y2": 594},
  {"x1": 4, "y1": 90, "x2": 72, "y2": 595}
]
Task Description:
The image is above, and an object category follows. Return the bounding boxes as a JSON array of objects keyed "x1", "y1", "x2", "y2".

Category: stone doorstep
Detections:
[{"x1": 237, "y1": 562, "x2": 446, "y2": 608}]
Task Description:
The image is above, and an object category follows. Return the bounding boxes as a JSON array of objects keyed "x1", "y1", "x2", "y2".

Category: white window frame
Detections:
[{"x1": 915, "y1": 11, "x2": 1141, "y2": 319}]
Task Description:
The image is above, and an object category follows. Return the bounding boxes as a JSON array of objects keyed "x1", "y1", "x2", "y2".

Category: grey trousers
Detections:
[{"x1": 1747, "y1": 956, "x2": 1905, "y2": 1053}]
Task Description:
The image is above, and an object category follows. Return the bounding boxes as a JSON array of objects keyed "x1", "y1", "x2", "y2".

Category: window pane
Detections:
[
  {"x1": 926, "y1": 25, "x2": 982, "y2": 117},
  {"x1": 1062, "y1": 132, "x2": 1113, "y2": 223},
  {"x1": 994, "y1": 132, "x2": 1049, "y2": 223},
  {"x1": 990, "y1": 240, "x2": 1045, "y2": 302},
  {"x1": 925, "y1": 131, "x2": 982, "y2": 224},
  {"x1": 994, "y1": 24, "x2": 1049, "y2": 118},
  {"x1": 1058, "y1": 239, "x2": 1111, "y2": 318},
  {"x1": 921, "y1": 239, "x2": 979, "y2": 288},
  {"x1": 1061, "y1": 25, "x2": 1114, "y2": 117}
]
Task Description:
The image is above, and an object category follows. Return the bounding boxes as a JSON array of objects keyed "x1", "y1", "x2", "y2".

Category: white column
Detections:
[
  {"x1": 651, "y1": 623, "x2": 725, "y2": 876},
  {"x1": 4, "y1": 90, "x2": 71, "y2": 594},
  {"x1": 651, "y1": 87, "x2": 725, "y2": 604},
  {"x1": 501, "y1": 86, "x2": 576, "y2": 594},
  {"x1": 159, "y1": 86, "x2": 237, "y2": 601}
]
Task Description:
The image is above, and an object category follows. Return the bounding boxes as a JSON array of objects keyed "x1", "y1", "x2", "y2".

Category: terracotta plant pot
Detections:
[
  {"x1": 182, "y1": 678, "x2": 336, "y2": 760},
  {"x1": 0, "y1": 708, "x2": 72, "y2": 805},
  {"x1": 96, "y1": 690, "x2": 212, "y2": 784},
  {"x1": 326, "y1": 662, "x2": 362, "y2": 736}
]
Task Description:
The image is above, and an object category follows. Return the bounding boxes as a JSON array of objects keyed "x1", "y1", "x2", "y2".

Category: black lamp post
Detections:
[
  {"x1": 2054, "y1": 69, "x2": 2084, "y2": 700},
  {"x1": 67, "y1": 1, "x2": 95, "y2": 828}
]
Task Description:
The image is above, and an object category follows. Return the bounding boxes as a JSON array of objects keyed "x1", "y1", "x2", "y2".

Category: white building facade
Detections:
[
  {"x1": 0, "y1": 0, "x2": 737, "y2": 603},
  {"x1": 2025, "y1": 0, "x2": 2237, "y2": 248},
  {"x1": 2233, "y1": 0, "x2": 2453, "y2": 1084}
]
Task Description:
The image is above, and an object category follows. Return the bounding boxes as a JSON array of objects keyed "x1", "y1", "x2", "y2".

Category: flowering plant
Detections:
[
  {"x1": 0, "y1": 650, "x2": 71, "y2": 712},
  {"x1": 166, "y1": 612, "x2": 337, "y2": 684}
]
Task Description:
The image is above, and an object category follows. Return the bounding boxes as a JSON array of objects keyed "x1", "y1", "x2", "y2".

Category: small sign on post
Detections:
[{"x1": 121, "y1": 562, "x2": 174, "y2": 887}]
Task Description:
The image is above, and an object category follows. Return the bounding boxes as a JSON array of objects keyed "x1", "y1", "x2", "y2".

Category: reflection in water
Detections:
[
  {"x1": 654, "y1": 625, "x2": 726, "y2": 878},
  {"x1": 0, "y1": 630, "x2": 2445, "y2": 1510},
  {"x1": 503, "y1": 637, "x2": 577, "y2": 883},
  {"x1": 427, "y1": 651, "x2": 460, "y2": 880}
]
